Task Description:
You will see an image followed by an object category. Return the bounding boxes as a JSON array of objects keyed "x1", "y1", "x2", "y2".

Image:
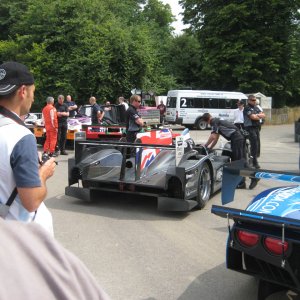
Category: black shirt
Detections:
[
  {"x1": 126, "y1": 105, "x2": 141, "y2": 132},
  {"x1": 54, "y1": 102, "x2": 69, "y2": 124},
  {"x1": 211, "y1": 118, "x2": 243, "y2": 141},
  {"x1": 243, "y1": 104, "x2": 261, "y2": 127}
]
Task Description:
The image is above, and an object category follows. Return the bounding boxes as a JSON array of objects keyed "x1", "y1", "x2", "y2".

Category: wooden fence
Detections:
[{"x1": 264, "y1": 106, "x2": 300, "y2": 125}]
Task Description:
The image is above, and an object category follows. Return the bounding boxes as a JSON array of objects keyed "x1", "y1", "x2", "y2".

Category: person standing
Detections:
[
  {"x1": 0, "y1": 61, "x2": 56, "y2": 234},
  {"x1": 157, "y1": 100, "x2": 166, "y2": 124},
  {"x1": 202, "y1": 112, "x2": 247, "y2": 188},
  {"x1": 126, "y1": 94, "x2": 144, "y2": 143},
  {"x1": 55, "y1": 94, "x2": 69, "y2": 155},
  {"x1": 244, "y1": 95, "x2": 265, "y2": 169},
  {"x1": 255, "y1": 98, "x2": 264, "y2": 157},
  {"x1": 89, "y1": 96, "x2": 104, "y2": 124},
  {"x1": 66, "y1": 94, "x2": 77, "y2": 118},
  {"x1": 42, "y1": 96, "x2": 58, "y2": 156},
  {"x1": 233, "y1": 100, "x2": 244, "y2": 130},
  {"x1": 118, "y1": 96, "x2": 128, "y2": 110}
]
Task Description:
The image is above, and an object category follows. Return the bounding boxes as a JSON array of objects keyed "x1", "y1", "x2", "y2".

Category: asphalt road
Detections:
[{"x1": 44, "y1": 124, "x2": 299, "y2": 300}]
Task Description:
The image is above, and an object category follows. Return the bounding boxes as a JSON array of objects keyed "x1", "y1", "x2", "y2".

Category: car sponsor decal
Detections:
[{"x1": 247, "y1": 186, "x2": 300, "y2": 219}]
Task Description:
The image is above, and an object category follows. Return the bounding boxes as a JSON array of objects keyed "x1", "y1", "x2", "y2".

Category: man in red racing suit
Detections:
[{"x1": 42, "y1": 96, "x2": 58, "y2": 156}]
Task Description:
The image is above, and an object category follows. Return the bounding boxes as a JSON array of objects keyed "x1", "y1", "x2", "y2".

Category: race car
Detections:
[
  {"x1": 34, "y1": 104, "x2": 161, "y2": 145},
  {"x1": 65, "y1": 128, "x2": 230, "y2": 211},
  {"x1": 211, "y1": 160, "x2": 300, "y2": 300},
  {"x1": 81, "y1": 104, "x2": 161, "y2": 140}
]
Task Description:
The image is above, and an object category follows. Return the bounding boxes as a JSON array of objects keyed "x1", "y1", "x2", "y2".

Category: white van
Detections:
[{"x1": 165, "y1": 90, "x2": 248, "y2": 129}]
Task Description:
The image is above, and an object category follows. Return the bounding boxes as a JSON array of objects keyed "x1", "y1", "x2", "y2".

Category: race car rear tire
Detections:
[{"x1": 196, "y1": 162, "x2": 211, "y2": 209}]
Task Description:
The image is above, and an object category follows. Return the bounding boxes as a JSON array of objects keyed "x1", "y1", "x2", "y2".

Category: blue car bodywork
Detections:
[{"x1": 211, "y1": 161, "x2": 300, "y2": 299}]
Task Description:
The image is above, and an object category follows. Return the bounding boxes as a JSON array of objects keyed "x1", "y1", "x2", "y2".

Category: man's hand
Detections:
[{"x1": 39, "y1": 157, "x2": 56, "y2": 182}]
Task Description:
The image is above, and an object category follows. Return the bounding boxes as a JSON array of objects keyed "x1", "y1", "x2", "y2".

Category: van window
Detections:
[
  {"x1": 203, "y1": 98, "x2": 219, "y2": 108},
  {"x1": 180, "y1": 97, "x2": 203, "y2": 108},
  {"x1": 166, "y1": 97, "x2": 176, "y2": 108},
  {"x1": 219, "y1": 99, "x2": 233, "y2": 109}
]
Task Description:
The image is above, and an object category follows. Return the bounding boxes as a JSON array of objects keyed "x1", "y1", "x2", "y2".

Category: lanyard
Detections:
[{"x1": 0, "y1": 105, "x2": 26, "y2": 128}]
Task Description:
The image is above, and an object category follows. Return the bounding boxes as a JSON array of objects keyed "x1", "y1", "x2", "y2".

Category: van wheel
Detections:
[{"x1": 196, "y1": 119, "x2": 207, "y2": 130}]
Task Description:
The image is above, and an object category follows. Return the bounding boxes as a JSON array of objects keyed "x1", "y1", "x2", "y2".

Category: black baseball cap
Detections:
[{"x1": 0, "y1": 61, "x2": 34, "y2": 95}]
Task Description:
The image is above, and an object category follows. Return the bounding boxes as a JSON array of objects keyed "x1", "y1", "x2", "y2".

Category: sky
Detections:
[{"x1": 160, "y1": 0, "x2": 188, "y2": 35}]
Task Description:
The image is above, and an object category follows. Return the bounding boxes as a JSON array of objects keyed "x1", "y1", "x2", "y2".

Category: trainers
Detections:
[
  {"x1": 49, "y1": 152, "x2": 58, "y2": 157},
  {"x1": 249, "y1": 178, "x2": 259, "y2": 190},
  {"x1": 60, "y1": 151, "x2": 68, "y2": 155}
]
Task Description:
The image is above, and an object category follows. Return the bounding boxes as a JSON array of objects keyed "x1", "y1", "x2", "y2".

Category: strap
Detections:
[
  {"x1": 6, "y1": 187, "x2": 17, "y2": 206},
  {"x1": 0, "y1": 106, "x2": 25, "y2": 211},
  {"x1": 0, "y1": 188, "x2": 18, "y2": 218},
  {"x1": 0, "y1": 105, "x2": 27, "y2": 128}
]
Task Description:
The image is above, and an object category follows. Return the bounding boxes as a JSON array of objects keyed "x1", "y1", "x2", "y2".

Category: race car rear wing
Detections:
[
  {"x1": 211, "y1": 205, "x2": 300, "y2": 231},
  {"x1": 221, "y1": 160, "x2": 300, "y2": 205}
]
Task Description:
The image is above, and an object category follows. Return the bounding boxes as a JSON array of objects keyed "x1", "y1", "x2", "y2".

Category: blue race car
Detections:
[{"x1": 212, "y1": 160, "x2": 300, "y2": 300}]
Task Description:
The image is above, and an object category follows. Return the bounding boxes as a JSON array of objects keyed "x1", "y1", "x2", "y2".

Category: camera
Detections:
[
  {"x1": 40, "y1": 153, "x2": 58, "y2": 165},
  {"x1": 41, "y1": 153, "x2": 50, "y2": 165}
]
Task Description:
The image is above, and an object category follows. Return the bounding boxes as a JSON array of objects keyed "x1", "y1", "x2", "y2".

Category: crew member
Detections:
[
  {"x1": 202, "y1": 113, "x2": 247, "y2": 189},
  {"x1": 42, "y1": 96, "x2": 58, "y2": 156},
  {"x1": 89, "y1": 96, "x2": 104, "y2": 124},
  {"x1": 55, "y1": 94, "x2": 69, "y2": 155},
  {"x1": 126, "y1": 94, "x2": 144, "y2": 143},
  {"x1": 66, "y1": 94, "x2": 77, "y2": 118},
  {"x1": 244, "y1": 95, "x2": 265, "y2": 169}
]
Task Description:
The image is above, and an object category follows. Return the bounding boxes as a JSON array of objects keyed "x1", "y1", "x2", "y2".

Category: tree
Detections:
[
  {"x1": 180, "y1": 0, "x2": 300, "y2": 107},
  {"x1": 0, "y1": 0, "x2": 176, "y2": 108},
  {"x1": 166, "y1": 33, "x2": 202, "y2": 89}
]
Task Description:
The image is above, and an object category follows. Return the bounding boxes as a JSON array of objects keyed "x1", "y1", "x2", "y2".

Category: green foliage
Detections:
[
  {"x1": 0, "y1": 0, "x2": 176, "y2": 109},
  {"x1": 180, "y1": 0, "x2": 300, "y2": 107},
  {"x1": 1, "y1": 0, "x2": 299, "y2": 109}
]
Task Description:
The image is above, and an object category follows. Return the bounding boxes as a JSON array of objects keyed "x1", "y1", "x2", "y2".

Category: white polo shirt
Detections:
[{"x1": 0, "y1": 115, "x2": 41, "y2": 222}]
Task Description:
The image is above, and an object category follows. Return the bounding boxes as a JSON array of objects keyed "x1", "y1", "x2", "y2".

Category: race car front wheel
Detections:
[{"x1": 196, "y1": 162, "x2": 211, "y2": 209}]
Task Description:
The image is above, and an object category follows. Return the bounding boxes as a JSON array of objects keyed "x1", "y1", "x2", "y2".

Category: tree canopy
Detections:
[
  {"x1": 0, "y1": 0, "x2": 175, "y2": 109},
  {"x1": 179, "y1": 0, "x2": 300, "y2": 107},
  {"x1": 0, "y1": 0, "x2": 299, "y2": 109}
]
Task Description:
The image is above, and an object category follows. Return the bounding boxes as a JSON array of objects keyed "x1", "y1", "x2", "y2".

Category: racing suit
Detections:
[{"x1": 42, "y1": 103, "x2": 58, "y2": 154}]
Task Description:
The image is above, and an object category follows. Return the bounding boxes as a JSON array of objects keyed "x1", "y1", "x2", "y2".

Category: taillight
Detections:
[
  {"x1": 264, "y1": 237, "x2": 289, "y2": 255},
  {"x1": 236, "y1": 230, "x2": 259, "y2": 247}
]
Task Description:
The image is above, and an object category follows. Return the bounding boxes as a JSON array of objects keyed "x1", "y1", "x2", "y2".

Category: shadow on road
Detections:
[
  {"x1": 177, "y1": 262, "x2": 299, "y2": 300},
  {"x1": 46, "y1": 192, "x2": 190, "y2": 221}
]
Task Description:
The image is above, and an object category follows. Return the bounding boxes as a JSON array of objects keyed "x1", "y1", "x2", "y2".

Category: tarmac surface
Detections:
[{"x1": 44, "y1": 124, "x2": 299, "y2": 300}]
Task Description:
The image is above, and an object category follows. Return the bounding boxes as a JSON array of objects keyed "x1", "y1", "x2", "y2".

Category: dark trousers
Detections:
[
  {"x1": 57, "y1": 122, "x2": 68, "y2": 151},
  {"x1": 126, "y1": 131, "x2": 139, "y2": 143},
  {"x1": 231, "y1": 134, "x2": 246, "y2": 185},
  {"x1": 230, "y1": 135, "x2": 245, "y2": 161},
  {"x1": 245, "y1": 126, "x2": 260, "y2": 163},
  {"x1": 126, "y1": 131, "x2": 139, "y2": 157}
]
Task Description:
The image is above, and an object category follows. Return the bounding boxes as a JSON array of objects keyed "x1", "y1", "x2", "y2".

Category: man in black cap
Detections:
[{"x1": 0, "y1": 61, "x2": 56, "y2": 234}]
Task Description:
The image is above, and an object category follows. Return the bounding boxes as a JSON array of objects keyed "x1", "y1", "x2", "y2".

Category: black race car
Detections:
[{"x1": 65, "y1": 129, "x2": 230, "y2": 211}]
